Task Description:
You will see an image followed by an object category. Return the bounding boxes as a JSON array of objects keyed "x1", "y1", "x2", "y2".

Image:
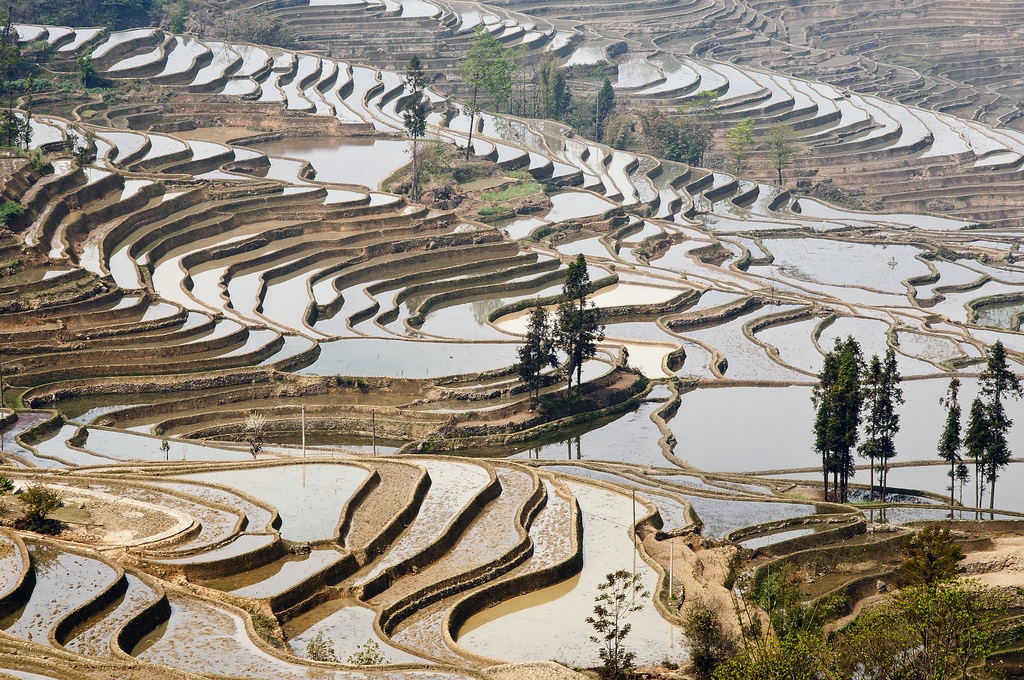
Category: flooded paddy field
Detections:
[{"x1": 4, "y1": 10, "x2": 1024, "y2": 678}]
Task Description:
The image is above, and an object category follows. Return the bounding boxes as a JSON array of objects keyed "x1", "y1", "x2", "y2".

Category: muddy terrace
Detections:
[{"x1": 0, "y1": 9, "x2": 1022, "y2": 680}]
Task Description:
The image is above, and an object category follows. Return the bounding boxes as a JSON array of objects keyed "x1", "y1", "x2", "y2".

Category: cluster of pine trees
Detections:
[
  {"x1": 814, "y1": 336, "x2": 1020, "y2": 509},
  {"x1": 516, "y1": 254, "x2": 605, "y2": 405}
]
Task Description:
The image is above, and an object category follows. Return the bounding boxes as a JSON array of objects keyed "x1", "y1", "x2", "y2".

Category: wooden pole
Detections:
[
  {"x1": 301, "y1": 405, "x2": 306, "y2": 458},
  {"x1": 372, "y1": 409, "x2": 376, "y2": 455}
]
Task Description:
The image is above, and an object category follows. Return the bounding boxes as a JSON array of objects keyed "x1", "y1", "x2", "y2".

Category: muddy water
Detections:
[
  {"x1": 285, "y1": 598, "x2": 426, "y2": 664},
  {"x1": 64, "y1": 574, "x2": 158, "y2": 657},
  {"x1": 511, "y1": 400, "x2": 667, "y2": 467},
  {"x1": 297, "y1": 337, "x2": 519, "y2": 378},
  {"x1": 2, "y1": 543, "x2": 119, "y2": 642},
  {"x1": 457, "y1": 481, "x2": 674, "y2": 666},
  {"x1": 671, "y1": 379, "x2": 1024, "y2": 475},
  {"x1": 252, "y1": 137, "x2": 408, "y2": 189},
  {"x1": 209, "y1": 548, "x2": 345, "y2": 598},
  {"x1": 183, "y1": 463, "x2": 371, "y2": 542}
]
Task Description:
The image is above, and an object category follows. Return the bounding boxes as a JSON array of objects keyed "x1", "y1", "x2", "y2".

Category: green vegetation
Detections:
[
  {"x1": 517, "y1": 305, "x2": 558, "y2": 407},
  {"x1": 859, "y1": 347, "x2": 903, "y2": 502},
  {"x1": 586, "y1": 569, "x2": 648, "y2": 679},
  {"x1": 975, "y1": 339, "x2": 1021, "y2": 510},
  {"x1": 812, "y1": 336, "x2": 864, "y2": 503},
  {"x1": 937, "y1": 377, "x2": 963, "y2": 506},
  {"x1": 720, "y1": 539, "x2": 1006, "y2": 680},
  {"x1": 557, "y1": 253, "x2": 605, "y2": 393},
  {"x1": 169, "y1": 0, "x2": 190, "y2": 33},
  {"x1": 402, "y1": 56, "x2": 427, "y2": 202},
  {"x1": 0, "y1": 201, "x2": 24, "y2": 226},
  {"x1": 457, "y1": 26, "x2": 522, "y2": 160},
  {"x1": 228, "y1": 12, "x2": 295, "y2": 49},
  {"x1": 305, "y1": 631, "x2": 337, "y2": 662},
  {"x1": 628, "y1": 95, "x2": 719, "y2": 166},
  {"x1": 347, "y1": 639, "x2": 388, "y2": 665},
  {"x1": 480, "y1": 181, "x2": 541, "y2": 202},
  {"x1": 240, "y1": 602, "x2": 282, "y2": 648},
  {"x1": 682, "y1": 597, "x2": 737, "y2": 679},
  {"x1": 0, "y1": 474, "x2": 13, "y2": 513},
  {"x1": 20, "y1": 0, "x2": 159, "y2": 30},
  {"x1": 516, "y1": 254, "x2": 606, "y2": 398},
  {"x1": 903, "y1": 525, "x2": 964, "y2": 586},
  {"x1": 17, "y1": 484, "x2": 63, "y2": 534},
  {"x1": 725, "y1": 117, "x2": 755, "y2": 174},
  {"x1": 763, "y1": 123, "x2": 796, "y2": 185}
]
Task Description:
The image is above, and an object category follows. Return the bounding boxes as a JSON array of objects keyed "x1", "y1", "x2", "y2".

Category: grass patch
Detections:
[
  {"x1": 240, "y1": 603, "x2": 284, "y2": 648},
  {"x1": 479, "y1": 205, "x2": 514, "y2": 217},
  {"x1": 481, "y1": 182, "x2": 542, "y2": 202}
]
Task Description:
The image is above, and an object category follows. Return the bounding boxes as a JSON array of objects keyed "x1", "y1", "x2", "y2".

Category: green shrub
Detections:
[
  {"x1": 538, "y1": 391, "x2": 596, "y2": 419},
  {"x1": 17, "y1": 485, "x2": 63, "y2": 534},
  {"x1": 0, "y1": 201, "x2": 23, "y2": 225},
  {"x1": 347, "y1": 639, "x2": 387, "y2": 665},
  {"x1": 478, "y1": 205, "x2": 513, "y2": 217}
]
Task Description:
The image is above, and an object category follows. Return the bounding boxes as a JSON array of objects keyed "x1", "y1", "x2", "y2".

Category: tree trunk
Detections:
[
  {"x1": 990, "y1": 473, "x2": 996, "y2": 514},
  {"x1": 464, "y1": 112, "x2": 475, "y2": 162},
  {"x1": 950, "y1": 460, "x2": 955, "y2": 508},
  {"x1": 823, "y1": 462, "x2": 829, "y2": 503},
  {"x1": 869, "y1": 455, "x2": 874, "y2": 503},
  {"x1": 464, "y1": 88, "x2": 478, "y2": 162},
  {"x1": 411, "y1": 137, "x2": 418, "y2": 201}
]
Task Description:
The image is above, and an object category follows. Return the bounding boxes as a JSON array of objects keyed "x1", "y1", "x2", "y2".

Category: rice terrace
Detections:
[{"x1": 1, "y1": 0, "x2": 1024, "y2": 677}]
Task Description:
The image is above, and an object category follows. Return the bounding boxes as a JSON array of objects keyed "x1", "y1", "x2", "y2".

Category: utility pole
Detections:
[
  {"x1": 301, "y1": 405, "x2": 306, "y2": 458},
  {"x1": 372, "y1": 409, "x2": 376, "y2": 455}
]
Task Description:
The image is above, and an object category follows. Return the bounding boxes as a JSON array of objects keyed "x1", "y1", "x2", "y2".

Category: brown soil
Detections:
[{"x1": 961, "y1": 536, "x2": 1024, "y2": 588}]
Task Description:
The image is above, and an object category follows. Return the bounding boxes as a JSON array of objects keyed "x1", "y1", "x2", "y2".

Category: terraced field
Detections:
[
  {"x1": 238, "y1": 0, "x2": 1024, "y2": 228},
  {"x1": 0, "y1": 14, "x2": 1022, "y2": 679}
]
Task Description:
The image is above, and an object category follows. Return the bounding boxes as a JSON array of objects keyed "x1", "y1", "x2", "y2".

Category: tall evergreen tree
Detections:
[
  {"x1": 834, "y1": 337, "x2": 864, "y2": 503},
  {"x1": 874, "y1": 348, "x2": 903, "y2": 502},
  {"x1": 859, "y1": 354, "x2": 884, "y2": 503},
  {"x1": 403, "y1": 56, "x2": 427, "y2": 201},
  {"x1": 977, "y1": 340, "x2": 1022, "y2": 511},
  {"x1": 812, "y1": 336, "x2": 863, "y2": 503},
  {"x1": 813, "y1": 348, "x2": 839, "y2": 502},
  {"x1": 556, "y1": 254, "x2": 604, "y2": 393},
  {"x1": 963, "y1": 396, "x2": 989, "y2": 512},
  {"x1": 936, "y1": 377, "x2": 962, "y2": 508},
  {"x1": 517, "y1": 305, "x2": 557, "y2": 407}
]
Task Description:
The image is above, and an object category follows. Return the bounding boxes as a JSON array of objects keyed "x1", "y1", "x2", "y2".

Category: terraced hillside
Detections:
[
  {"x1": 233, "y1": 0, "x2": 1024, "y2": 228},
  {"x1": 0, "y1": 19, "x2": 1022, "y2": 680}
]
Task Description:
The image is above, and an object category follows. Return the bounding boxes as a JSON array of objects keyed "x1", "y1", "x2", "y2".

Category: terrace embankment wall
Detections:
[
  {"x1": 357, "y1": 467, "x2": 503, "y2": 601},
  {"x1": 377, "y1": 469, "x2": 545, "y2": 634}
]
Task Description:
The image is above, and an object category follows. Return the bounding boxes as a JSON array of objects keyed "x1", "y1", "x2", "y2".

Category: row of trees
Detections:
[
  {"x1": 813, "y1": 338, "x2": 902, "y2": 503},
  {"x1": 938, "y1": 340, "x2": 1022, "y2": 511},
  {"x1": 814, "y1": 336, "x2": 1020, "y2": 509},
  {"x1": 517, "y1": 254, "x2": 605, "y2": 403}
]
